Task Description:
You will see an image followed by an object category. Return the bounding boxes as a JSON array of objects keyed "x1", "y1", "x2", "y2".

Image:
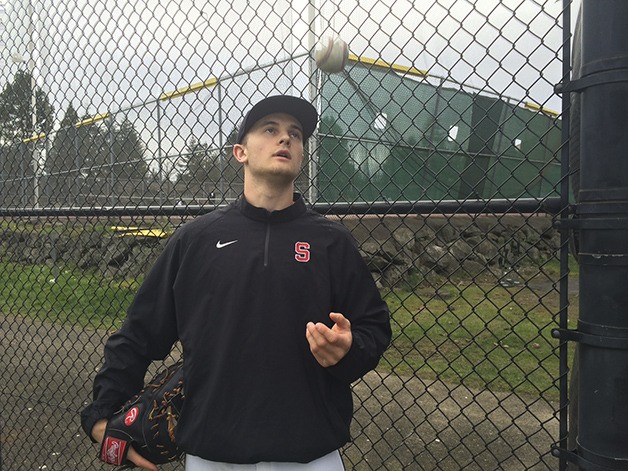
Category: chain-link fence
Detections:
[{"x1": 0, "y1": 1, "x2": 572, "y2": 470}]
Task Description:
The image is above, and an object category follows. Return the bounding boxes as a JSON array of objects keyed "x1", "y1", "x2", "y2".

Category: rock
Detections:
[
  {"x1": 450, "y1": 239, "x2": 473, "y2": 261},
  {"x1": 475, "y1": 239, "x2": 499, "y2": 265},
  {"x1": 0, "y1": 214, "x2": 558, "y2": 283},
  {"x1": 433, "y1": 223, "x2": 457, "y2": 244},
  {"x1": 421, "y1": 243, "x2": 457, "y2": 275},
  {"x1": 102, "y1": 236, "x2": 136, "y2": 269},
  {"x1": 460, "y1": 260, "x2": 487, "y2": 277}
]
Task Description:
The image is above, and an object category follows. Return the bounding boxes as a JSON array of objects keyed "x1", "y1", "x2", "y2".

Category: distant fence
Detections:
[{"x1": 0, "y1": 63, "x2": 560, "y2": 209}]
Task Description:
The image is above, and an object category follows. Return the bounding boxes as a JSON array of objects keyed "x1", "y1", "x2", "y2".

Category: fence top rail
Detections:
[{"x1": 0, "y1": 197, "x2": 562, "y2": 218}]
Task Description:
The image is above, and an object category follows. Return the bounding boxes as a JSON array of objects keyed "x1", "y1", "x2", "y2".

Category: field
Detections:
[
  {"x1": 0, "y1": 251, "x2": 577, "y2": 470},
  {"x1": 0, "y1": 257, "x2": 578, "y2": 401},
  {"x1": 386, "y1": 266, "x2": 577, "y2": 400}
]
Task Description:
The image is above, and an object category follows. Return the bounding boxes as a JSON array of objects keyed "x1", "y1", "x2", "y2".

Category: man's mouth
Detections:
[{"x1": 274, "y1": 150, "x2": 291, "y2": 159}]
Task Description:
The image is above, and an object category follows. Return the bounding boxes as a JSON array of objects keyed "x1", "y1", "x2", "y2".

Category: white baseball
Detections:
[{"x1": 314, "y1": 36, "x2": 349, "y2": 73}]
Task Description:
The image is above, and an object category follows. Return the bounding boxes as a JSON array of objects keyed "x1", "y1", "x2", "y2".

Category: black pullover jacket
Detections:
[{"x1": 81, "y1": 194, "x2": 391, "y2": 464}]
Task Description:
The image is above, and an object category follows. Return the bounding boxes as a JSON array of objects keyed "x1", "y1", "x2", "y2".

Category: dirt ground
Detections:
[{"x1": 0, "y1": 311, "x2": 562, "y2": 471}]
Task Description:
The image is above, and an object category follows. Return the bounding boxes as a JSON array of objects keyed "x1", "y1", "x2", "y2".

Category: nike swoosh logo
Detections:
[{"x1": 216, "y1": 240, "x2": 238, "y2": 249}]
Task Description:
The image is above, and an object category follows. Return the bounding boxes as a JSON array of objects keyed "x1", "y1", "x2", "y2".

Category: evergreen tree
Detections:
[
  {"x1": 45, "y1": 103, "x2": 79, "y2": 204},
  {"x1": 176, "y1": 136, "x2": 223, "y2": 202},
  {"x1": 76, "y1": 115, "x2": 108, "y2": 204},
  {"x1": 113, "y1": 117, "x2": 148, "y2": 184},
  {"x1": 177, "y1": 136, "x2": 212, "y2": 184},
  {"x1": 0, "y1": 69, "x2": 54, "y2": 145},
  {"x1": 82, "y1": 117, "x2": 147, "y2": 202},
  {"x1": 0, "y1": 70, "x2": 54, "y2": 205}
]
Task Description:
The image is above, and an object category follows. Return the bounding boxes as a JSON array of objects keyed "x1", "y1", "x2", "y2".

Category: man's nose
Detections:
[{"x1": 278, "y1": 132, "x2": 291, "y2": 146}]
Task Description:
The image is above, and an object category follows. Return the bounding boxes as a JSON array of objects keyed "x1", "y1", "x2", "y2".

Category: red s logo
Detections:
[{"x1": 295, "y1": 242, "x2": 311, "y2": 263}]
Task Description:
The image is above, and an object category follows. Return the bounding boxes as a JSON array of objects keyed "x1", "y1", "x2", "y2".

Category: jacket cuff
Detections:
[
  {"x1": 80, "y1": 403, "x2": 115, "y2": 443},
  {"x1": 326, "y1": 334, "x2": 372, "y2": 383}
]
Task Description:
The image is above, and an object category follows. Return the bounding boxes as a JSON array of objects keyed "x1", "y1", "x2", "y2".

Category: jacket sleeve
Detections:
[
  {"x1": 327, "y1": 230, "x2": 392, "y2": 383},
  {"x1": 80, "y1": 233, "x2": 182, "y2": 439}
]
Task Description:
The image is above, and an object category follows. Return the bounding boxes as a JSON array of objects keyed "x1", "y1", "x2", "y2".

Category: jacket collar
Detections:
[{"x1": 236, "y1": 193, "x2": 306, "y2": 223}]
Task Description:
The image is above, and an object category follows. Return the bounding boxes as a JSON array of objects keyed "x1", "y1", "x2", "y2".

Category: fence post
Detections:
[{"x1": 574, "y1": 0, "x2": 628, "y2": 469}]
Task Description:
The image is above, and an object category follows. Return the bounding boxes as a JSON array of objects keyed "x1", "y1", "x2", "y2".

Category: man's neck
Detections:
[{"x1": 243, "y1": 181, "x2": 296, "y2": 212}]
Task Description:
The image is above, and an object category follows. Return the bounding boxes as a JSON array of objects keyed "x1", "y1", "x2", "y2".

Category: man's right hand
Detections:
[{"x1": 91, "y1": 419, "x2": 158, "y2": 471}]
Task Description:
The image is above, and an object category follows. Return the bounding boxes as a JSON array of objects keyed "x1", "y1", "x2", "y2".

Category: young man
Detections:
[{"x1": 81, "y1": 95, "x2": 392, "y2": 470}]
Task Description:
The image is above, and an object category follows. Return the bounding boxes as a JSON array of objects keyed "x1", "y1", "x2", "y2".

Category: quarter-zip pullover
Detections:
[{"x1": 81, "y1": 194, "x2": 391, "y2": 464}]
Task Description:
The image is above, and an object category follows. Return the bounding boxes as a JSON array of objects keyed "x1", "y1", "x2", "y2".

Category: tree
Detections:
[
  {"x1": 177, "y1": 136, "x2": 213, "y2": 184},
  {"x1": 0, "y1": 69, "x2": 54, "y2": 145},
  {"x1": 176, "y1": 136, "x2": 224, "y2": 203},
  {"x1": 112, "y1": 117, "x2": 148, "y2": 185},
  {"x1": 0, "y1": 70, "x2": 54, "y2": 206},
  {"x1": 45, "y1": 103, "x2": 79, "y2": 205},
  {"x1": 81, "y1": 117, "x2": 147, "y2": 203},
  {"x1": 75, "y1": 114, "x2": 107, "y2": 205}
]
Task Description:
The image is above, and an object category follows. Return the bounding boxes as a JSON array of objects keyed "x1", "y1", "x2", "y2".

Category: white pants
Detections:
[{"x1": 185, "y1": 450, "x2": 345, "y2": 471}]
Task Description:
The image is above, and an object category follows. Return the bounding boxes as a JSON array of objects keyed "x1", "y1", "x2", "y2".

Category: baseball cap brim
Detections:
[{"x1": 236, "y1": 95, "x2": 318, "y2": 144}]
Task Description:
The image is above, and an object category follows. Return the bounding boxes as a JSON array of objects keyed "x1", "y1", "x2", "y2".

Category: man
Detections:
[{"x1": 81, "y1": 95, "x2": 392, "y2": 470}]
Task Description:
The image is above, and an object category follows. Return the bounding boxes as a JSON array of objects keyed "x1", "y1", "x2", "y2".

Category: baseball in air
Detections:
[{"x1": 314, "y1": 36, "x2": 349, "y2": 73}]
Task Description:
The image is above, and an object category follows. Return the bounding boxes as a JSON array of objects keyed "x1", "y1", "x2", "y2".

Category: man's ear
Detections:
[{"x1": 233, "y1": 143, "x2": 247, "y2": 163}]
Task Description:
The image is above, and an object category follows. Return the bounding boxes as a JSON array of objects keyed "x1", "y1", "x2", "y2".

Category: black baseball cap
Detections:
[{"x1": 236, "y1": 95, "x2": 318, "y2": 144}]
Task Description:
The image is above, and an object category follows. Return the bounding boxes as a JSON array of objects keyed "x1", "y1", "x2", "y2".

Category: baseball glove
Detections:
[{"x1": 99, "y1": 361, "x2": 185, "y2": 467}]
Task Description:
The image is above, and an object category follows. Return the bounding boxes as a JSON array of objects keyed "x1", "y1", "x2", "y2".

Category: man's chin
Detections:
[{"x1": 267, "y1": 166, "x2": 300, "y2": 182}]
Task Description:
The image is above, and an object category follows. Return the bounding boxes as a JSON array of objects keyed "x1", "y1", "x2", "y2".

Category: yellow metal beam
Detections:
[
  {"x1": 524, "y1": 101, "x2": 560, "y2": 118},
  {"x1": 114, "y1": 228, "x2": 170, "y2": 239},
  {"x1": 76, "y1": 112, "x2": 110, "y2": 128},
  {"x1": 160, "y1": 77, "x2": 219, "y2": 101},
  {"x1": 23, "y1": 132, "x2": 46, "y2": 144},
  {"x1": 348, "y1": 53, "x2": 428, "y2": 78}
]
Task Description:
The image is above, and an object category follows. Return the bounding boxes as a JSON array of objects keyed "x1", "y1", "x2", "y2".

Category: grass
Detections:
[
  {"x1": 0, "y1": 217, "x2": 178, "y2": 238},
  {"x1": 0, "y1": 261, "x2": 141, "y2": 331},
  {"x1": 1, "y1": 257, "x2": 578, "y2": 400},
  {"x1": 382, "y1": 259, "x2": 579, "y2": 400}
]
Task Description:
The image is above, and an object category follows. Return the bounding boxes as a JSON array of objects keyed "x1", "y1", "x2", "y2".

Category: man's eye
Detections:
[{"x1": 290, "y1": 131, "x2": 302, "y2": 139}]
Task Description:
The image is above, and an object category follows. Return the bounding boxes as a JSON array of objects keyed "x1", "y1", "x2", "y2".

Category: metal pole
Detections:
[
  {"x1": 218, "y1": 81, "x2": 224, "y2": 201},
  {"x1": 156, "y1": 100, "x2": 164, "y2": 205},
  {"x1": 27, "y1": 0, "x2": 39, "y2": 208},
  {"x1": 307, "y1": 0, "x2": 318, "y2": 203},
  {"x1": 74, "y1": 120, "x2": 82, "y2": 207},
  {"x1": 562, "y1": 1, "x2": 628, "y2": 469},
  {"x1": 558, "y1": 2, "x2": 574, "y2": 471},
  {"x1": 108, "y1": 116, "x2": 115, "y2": 206},
  {"x1": 20, "y1": 144, "x2": 26, "y2": 207}
]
